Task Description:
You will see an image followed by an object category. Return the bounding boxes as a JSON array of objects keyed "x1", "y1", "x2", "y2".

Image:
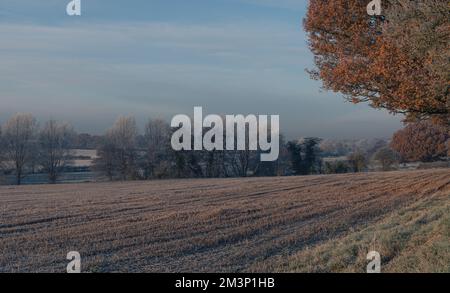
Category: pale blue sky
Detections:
[{"x1": 0, "y1": 0, "x2": 403, "y2": 139}]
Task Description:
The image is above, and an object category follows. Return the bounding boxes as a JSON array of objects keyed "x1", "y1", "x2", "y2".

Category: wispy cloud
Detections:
[
  {"x1": 0, "y1": 6, "x2": 402, "y2": 138},
  {"x1": 233, "y1": 0, "x2": 306, "y2": 10}
]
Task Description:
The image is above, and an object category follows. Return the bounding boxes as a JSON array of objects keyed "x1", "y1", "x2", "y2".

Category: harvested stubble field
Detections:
[{"x1": 0, "y1": 169, "x2": 449, "y2": 273}]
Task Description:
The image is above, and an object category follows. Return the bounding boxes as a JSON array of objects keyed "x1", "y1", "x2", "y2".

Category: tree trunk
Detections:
[{"x1": 16, "y1": 171, "x2": 22, "y2": 185}]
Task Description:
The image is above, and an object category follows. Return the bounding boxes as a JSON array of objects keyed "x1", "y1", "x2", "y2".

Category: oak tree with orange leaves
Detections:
[
  {"x1": 390, "y1": 121, "x2": 449, "y2": 162},
  {"x1": 304, "y1": 0, "x2": 449, "y2": 125}
]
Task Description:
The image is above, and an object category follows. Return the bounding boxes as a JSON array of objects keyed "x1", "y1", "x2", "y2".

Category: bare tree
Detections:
[
  {"x1": 143, "y1": 119, "x2": 171, "y2": 179},
  {"x1": 0, "y1": 127, "x2": 5, "y2": 183},
  {"x1": 204, "y1": 150, "x2": 222, "y2": 178},
  {"x1": 2, "y1": 113, "x2": 37, "y2": 185},
  {"x1": 373, "y1": 147, "x2": 399, "y2": 171},
  {"x1": 347, "y1": 151, "x2": 368, "y2": 173},
  {"x1": 94, "y1": 131, "x2": 118, "y2": 181},
  {"x1": 38, "y1": 120, "x2": 75, "y2": 184},
  {"x1": 110, "y1": 117, "x2": 139, "y2": 180},
  {"x1": 231, "y1": 149, "x2": 251, "y2": 177},
  {"x1": 0, "y1": 127, "x2": 3, "y2": 164},
  {"x1": 114, "y1": 116, "x2": 138, "y2": 180},
  {"x1": 228, "y1": 123, "x2": 260, "y2": 177},
  {"x1": 94, "y1": 117, "x2": 139, "y2": 181}
]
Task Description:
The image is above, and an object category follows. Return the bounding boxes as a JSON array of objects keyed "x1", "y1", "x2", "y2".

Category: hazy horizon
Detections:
[{"x1": 0, "y1": 0, "x2": 403, "y2": 139}]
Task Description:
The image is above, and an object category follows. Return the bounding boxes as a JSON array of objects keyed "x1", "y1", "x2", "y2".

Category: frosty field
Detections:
[{"x1": 0, "y1": 169, "x2": 448, "y2": 273}]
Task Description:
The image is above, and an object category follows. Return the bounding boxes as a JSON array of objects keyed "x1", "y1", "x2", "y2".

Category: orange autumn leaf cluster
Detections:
[
  {"x1": 304, "y1": 0, "x2": 449, "y2": 125},
  {"x1": 391, "y1": 120, "x2": 449, "y2": 162}
]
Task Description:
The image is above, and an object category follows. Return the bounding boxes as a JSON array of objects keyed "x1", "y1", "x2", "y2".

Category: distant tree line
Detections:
[
  {"x1": 0, "y1": 113, "x2": 448, "y2": 185},
  {"x1": 92, "y1": 116, "x2": 292, "y2": 181}
]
